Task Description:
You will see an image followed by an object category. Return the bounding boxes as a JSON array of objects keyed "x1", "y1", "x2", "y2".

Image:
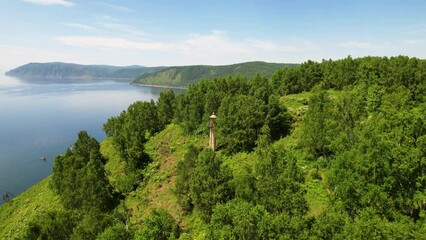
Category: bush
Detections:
[{"x1": 135, "y1": 209, "x2": 180, "y2": 240}]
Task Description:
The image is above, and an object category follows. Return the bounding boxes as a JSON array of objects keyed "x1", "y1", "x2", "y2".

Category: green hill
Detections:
[
  {"x1": 5, "y1": 62, "x2": 165, "y2": 80},
  {"x1": 0, "y1": 120, "x2": 319, "y2": 239},
  {"x1": 2, "y1": 56, "x2": 426, "y2": 239},
  {"x1": 107, "y1": 66, "x2": 165, "y2": 79},
  {"x1": 0, "y1": 177, "x2": 63, "y2": 239},
  {"x1": 0, "y1": 124, "x2": 204, "y2": 239},
  {"x1": 0, "y1": 90, "x2": 329, "y2": 239},
  {"x1": 133, "y1": 61, "x2": 297, "y2": 87}
]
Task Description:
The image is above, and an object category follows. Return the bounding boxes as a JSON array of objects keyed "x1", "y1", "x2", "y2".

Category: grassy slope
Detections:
[
  {"x1": 101, "y1": 124, "x2": 207, "y2": 229},
  {"x1": 279, "y1": 90, "x2": 351, "y2": 217},
  {"x1": 126, "y1": 124, "x2": 205, "y2": 228},
  {"x1": 0, "y1": 177, "x2": 63, "y2": 239},
  {"x1": 134, "y1": 62, "x2": 297, "y2": 87}
]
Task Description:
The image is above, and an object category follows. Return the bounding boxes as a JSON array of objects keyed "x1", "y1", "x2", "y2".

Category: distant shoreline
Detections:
[
  {"x1": 5, "y1": 75, "x2": 135, "y2": 81},
  {"x1": 131, "y1": 83, "x2": 188, "y2": 90}
]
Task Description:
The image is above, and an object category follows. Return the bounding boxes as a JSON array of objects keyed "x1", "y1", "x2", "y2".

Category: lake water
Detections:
[{"x1": 0, "y1": 74, "x2": 183, "y2": 203}]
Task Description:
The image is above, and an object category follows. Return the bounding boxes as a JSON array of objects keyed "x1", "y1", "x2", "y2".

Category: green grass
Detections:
[
  {"x1": 273, "y1": 96, "x2": 332, "y2": 217},
  {"x1": 280, "y1": 90, "x2": 348, "y2": 125},
  {"x1": 125, "y1": 124, "x2": 204, "y2": 230},
  {"x1": 0, "y1": 176, "x2": 63, "y2": 239},
  {"x1": 303, "y1": 168, "x2": 330, "y2": 217},
  {"x1": 280, "y1": 92, "x2": 312, "y2": 111},
  {"x1": 224, "y1": 152, "x2": 256, "y2": 177},
  {"x1": 101, "y1": 137, "x2": 126, "y2": 192}
]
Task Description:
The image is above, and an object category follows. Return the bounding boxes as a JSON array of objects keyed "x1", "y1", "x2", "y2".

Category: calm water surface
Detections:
[{"x1": 0, "y1": 74, "x2": 183, "y2": 202}]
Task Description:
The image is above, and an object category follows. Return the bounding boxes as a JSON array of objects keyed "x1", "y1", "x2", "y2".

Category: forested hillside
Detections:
[
  {"x1": 133, "y1": 61, "x2": 295, "y2": 87},
  {"x1": 5, "y1": 62, "x2": 165, "y2": 80},
  {"x1": 1, "y1": 56, "x2": 426, "y2": 239}
]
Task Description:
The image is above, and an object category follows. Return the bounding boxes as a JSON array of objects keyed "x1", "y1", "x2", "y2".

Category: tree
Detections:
[
  {"x1": 80, "y1": 151, "x2": 115, "y2": 212},
  {"x1": 71, "y1": 211, "x2": 114, "y2": 240},
  {"x1": 24, "y1": 210, "x2": 79, "y2": 240},
  {"x1": 208, "y1": 199, "x2": 271, "y2": 239},
  {"x1": 328, "y1": 100, "x2": 426, "y2": 219},
  {"x1": 135, "y1": 209, "x2": 180, "y2": 240},
  {"x1": 340, "y1": 208, "x2": 419, "y2": 239},
  {"x1": 322, "y1": 56, "x2": 358, "y2": 89},
  {"x1": 254, "y1": 148, "x2": 307, "y2": 216},
  {"x1": 96, "y1": 223, "x2": 133, "y2": 240},
  {"x1": 174, "y1": 144, "x2": 200, "y2": 212},
  {"x1": 111, "y1": 101, "x2": 158, "y2": 173},
  {"x1": 330, "y1": 86, "x2": 367, "y2": 153},
  {"x1": 302, "y1": 88, "x2": 333, "y2": 157},
  {"x1": 309, "y1": 204, "x2": 350, "y2": 239},
  {"x1": 190, "y1": 150, "x2": 234, "y2": 221},
  {"x1": 265, "y1": 94, "x2": 293, "y2": 141},
  {"x1": 103, "y1": 112, "x2": 126, "y2": 138},
  {"x1": 218, "y1": 95, "x2": 265, "y2": 153},
  {"x1": 183, "y1": 84, "x2": 206, "y2": 133},
  {"x1": 249, "y1": 74, "x2": 271, "y2": 103},
  {"x1": 157, "y1": 90, "x2": 175, "y2": 129},
  {"x1": 273, "y1": 60, "x2": 323, "y2": 94},
  {"x1": 51, "y1": 131, "x2": 115, "y2": 211}
]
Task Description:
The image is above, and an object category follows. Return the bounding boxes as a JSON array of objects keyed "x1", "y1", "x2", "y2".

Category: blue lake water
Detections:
[{"x1": 0, "y1": 74, "x2": 183, "y2": 203}]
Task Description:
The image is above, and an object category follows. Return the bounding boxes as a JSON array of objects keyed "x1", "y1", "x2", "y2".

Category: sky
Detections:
[{"x1": 1, "y1": 0, "x2": 426, "y2": 71}]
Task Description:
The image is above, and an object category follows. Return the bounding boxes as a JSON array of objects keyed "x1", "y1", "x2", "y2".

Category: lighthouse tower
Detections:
[{"x1": 208, "y1": 113, "x2": 217, "y2": 151}]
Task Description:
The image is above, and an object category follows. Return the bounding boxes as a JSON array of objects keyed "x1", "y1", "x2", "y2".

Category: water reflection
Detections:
[{"x1": 0, "y1": 74, "x2": 185, "y2": 201}]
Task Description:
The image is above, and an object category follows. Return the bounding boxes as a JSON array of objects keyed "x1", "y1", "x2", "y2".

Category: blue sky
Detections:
[{"x1": 1, "y1": 0, "x2": 425, "y2": 70}]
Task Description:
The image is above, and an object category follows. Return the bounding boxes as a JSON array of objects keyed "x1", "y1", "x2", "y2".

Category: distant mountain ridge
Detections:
[
  {"x1": 133, "y1": 61, "x2": 298, "y2": 87},
  {"x1": 5, "y1": 62, "x2": 165, "y2": 80},
  {"x1": 6, "y1": 61, "x2": 297, "y2": 86}
]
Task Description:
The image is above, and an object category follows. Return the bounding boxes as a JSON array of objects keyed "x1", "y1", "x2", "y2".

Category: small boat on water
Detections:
[{"x1": 39, "y1": 156, "x2": 46, "y2": 160}]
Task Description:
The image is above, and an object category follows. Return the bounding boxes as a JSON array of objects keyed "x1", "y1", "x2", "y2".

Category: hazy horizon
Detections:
[
  {"x1": 1, "y1": 1, "x2": 426, "y2": 70},
  {"x1": 4, "y1": 60, "x2": 296, "y2": 72}
]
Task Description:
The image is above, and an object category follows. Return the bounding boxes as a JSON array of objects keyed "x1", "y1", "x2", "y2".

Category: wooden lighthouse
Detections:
[{"x1": 208, "y1": 113, "x2": 217, "y2": 151}]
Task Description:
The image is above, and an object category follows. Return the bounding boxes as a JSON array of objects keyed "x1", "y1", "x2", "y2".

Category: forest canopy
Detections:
[{"x1": 18, "y1": 56, "x2": 426, "y2": 239}]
